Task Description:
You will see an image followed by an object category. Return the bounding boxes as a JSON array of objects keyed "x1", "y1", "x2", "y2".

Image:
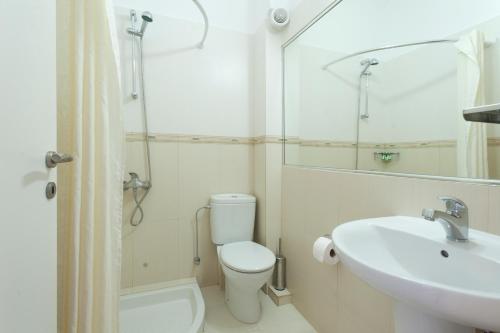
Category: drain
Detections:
[{"x1": 440, "y1": 250, "x2": 449, "y2": 258}]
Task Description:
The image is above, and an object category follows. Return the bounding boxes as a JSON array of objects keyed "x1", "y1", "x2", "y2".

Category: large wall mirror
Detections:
[{"x1": 283, "y1": 0, "x2": 500, "y2": 182}]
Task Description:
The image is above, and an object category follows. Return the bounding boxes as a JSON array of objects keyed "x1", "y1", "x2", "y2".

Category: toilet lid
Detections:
[{"x1": 220, "y1": 241, "x2": 275, "y2": 273}]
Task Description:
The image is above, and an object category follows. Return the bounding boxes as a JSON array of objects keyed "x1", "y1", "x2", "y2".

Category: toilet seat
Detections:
[{"x1": 220, "y1": 241, "x2": 275, "y2": 273}]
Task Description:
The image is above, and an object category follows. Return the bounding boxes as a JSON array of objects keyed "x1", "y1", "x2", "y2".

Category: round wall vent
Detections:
[{"x1": 269, "y1": 8, "x2": 290, "y2": 31}]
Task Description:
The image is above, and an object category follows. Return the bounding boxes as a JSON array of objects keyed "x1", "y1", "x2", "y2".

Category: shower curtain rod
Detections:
[
  {"x1": 193, "y1": 0, "x2": 209, "y2": 48},
  {"x1": 322, "y1": 38, "x2": 459, "y2": 70}
]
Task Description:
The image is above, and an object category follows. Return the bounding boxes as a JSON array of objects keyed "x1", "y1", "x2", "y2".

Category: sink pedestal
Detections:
[{"x1": 394, "y1": 303, "x2": 474, "y2": 333}]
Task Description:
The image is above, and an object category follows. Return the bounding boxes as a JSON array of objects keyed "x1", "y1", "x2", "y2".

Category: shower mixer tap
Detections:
[
  {"x1": 123, "y1": 172, "x2": 151, "y2": 227},
  {"x1": 123, "y1": 172, "x2": 151, "y2": 191}
]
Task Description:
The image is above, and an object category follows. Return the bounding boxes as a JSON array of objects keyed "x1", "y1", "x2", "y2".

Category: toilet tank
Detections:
[{"x1": 209, "y1": 194, "x2": 256, "y2": 245}]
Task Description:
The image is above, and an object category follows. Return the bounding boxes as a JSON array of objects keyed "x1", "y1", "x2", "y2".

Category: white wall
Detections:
[
  {"x1": 301, "y1": 47, "x2": 352, "y2": 138},
  {"x1": 114, "y1": 0, "x2": 301, "y2": 34},
  {"x1": 300, "y1": 0, "x2": 500, "y2": 55},
  {"x1": 359, "y1": 42, "x2": 458, "y2": 142},
  {"x1": 115, "y1": 0, "x2": 301, "y2": 138},
  {"x1": 253, "y1": 25, "x2": 286, "y2": 137},
  {"x1": 360, "y1": 16, "x2": 500, "y2": 143},
  {"x1": 285, "y1": 2, "x2": 500, "y2": 143},
  {"x1": 115, "y1": 7, "x2": 254, "y2": 137}
]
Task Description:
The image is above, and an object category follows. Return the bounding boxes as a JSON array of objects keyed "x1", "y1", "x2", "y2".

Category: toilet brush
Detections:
[{"x1": 273, "y1": 238, "x2": 287, "y2": 291}]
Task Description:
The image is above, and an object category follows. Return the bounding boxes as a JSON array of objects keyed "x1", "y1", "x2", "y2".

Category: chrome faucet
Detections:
[
  {"x1": 123, "y1": 172, "x2": 151, "y2": 191},
  {"x1": 422, "y1": 196, "x2": 469, "y2": 242}
]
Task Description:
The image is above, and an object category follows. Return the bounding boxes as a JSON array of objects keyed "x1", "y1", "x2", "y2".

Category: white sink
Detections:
[{"x1": 332, "y1": 216, "x2": 500, "y2": 333}]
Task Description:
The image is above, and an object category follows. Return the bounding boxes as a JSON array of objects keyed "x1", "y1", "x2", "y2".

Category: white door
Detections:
[{"x1": 0, "y1": 0, "x2": 57, "y2": 332}]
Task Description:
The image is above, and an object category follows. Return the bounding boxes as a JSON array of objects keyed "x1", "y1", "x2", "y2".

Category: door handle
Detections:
[{"x1": 45, "y1": 151, "x2": 73, "y2": 168}]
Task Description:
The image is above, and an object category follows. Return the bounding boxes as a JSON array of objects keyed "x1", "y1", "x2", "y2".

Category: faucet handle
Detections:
[{"x1": 438, "y1": 196, "x2": 467, "y2": 217}]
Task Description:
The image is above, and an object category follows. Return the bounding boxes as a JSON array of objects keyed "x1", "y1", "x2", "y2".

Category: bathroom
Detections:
[{"x1": 2, "y1": 0, "x2": 500, "y2": 332}]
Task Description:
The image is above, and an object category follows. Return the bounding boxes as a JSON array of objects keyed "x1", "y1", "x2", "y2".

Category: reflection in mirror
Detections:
[{"x1": 283, "y1": 0, "x2": 500, "y2": 181}]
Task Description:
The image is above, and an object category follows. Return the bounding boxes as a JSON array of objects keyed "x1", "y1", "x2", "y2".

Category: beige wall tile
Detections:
[
  {"x1": 218, "y1": 144, "x2": 253, "y2": 194},
  {"x1": 254, "y1": 143, "x2": 267, "y2": 245},
  {"x1": 141, "y1": 141, "x2": 179, "y2": 221},
  {"x1": 121, "y1": 229, "x2": 134, "y2": 289},
  {"x1": 132, "y1": 218, "x2": 180, "y2": 285},
  {"x1": 284, "y1": 143, "x2": 300, "y2": 165},
  {"x1": 336, "y1": 303, "x2": 393, "y2": 333},
  {"x1": 488, "y1": 146, "x2": 500, "y2": 179},
  {"x1": 265, "y1": 143, "x2": 283, "y2": 253},
  {"x1": 122, "y1": 140, "x2": 258, "y2": 289},
  {"x1": 439, "y1": 146, "x2": 457, "y2": 176},
  {"x1": 299, "y1": 146, "x2": 356, "y2": 170},
  {"x1": 177, "y1": 142, "x2": 221, "y2": 287},
  {"x1": 336, "y1": 172, "x2": 415, "y2": 223},
  {"x1": 488, "y1": 185, "x2": 500, "y2": 236},
  {"x1": 191, "y1": 213, "x2": 219, "y2": 287},
  {"x1": 282, "y1": 167, "x2": 340, "y2": 332},
  {"x1": 282, "y1": 165, "x2": 496, "y2": 333},
  {"x1": 337, "y1": 264, "x2": 393, "y2": 332},
  {"x1": 178, "y1": 142, "x2": 220, "y2": 217}
]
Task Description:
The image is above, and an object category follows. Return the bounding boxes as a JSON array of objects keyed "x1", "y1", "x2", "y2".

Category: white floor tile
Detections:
[{"x1": 201, "y1": 286, "x2": 317, "y2": 333}]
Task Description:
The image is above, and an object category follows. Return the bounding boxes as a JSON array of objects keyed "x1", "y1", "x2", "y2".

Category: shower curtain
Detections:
[
  {"x1": 455, "y1": 30, "x2": 489, "y2": 178},
  {"x1": 57, "y1": 0, "x2": 124, "y2": 332}
]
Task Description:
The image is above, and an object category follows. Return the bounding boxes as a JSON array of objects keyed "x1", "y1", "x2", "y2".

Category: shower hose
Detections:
[
  {"x1": 130, "y1": 186, "x2": 150, "y2": 226},
  {"x1": 129, "y1": 37, "x2": 153, "y2": 226}
]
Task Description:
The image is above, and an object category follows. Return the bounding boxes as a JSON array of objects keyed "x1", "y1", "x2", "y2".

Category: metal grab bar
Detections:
[{"x1": 193, "y1": 0, "x2": 209, "y2": 49}]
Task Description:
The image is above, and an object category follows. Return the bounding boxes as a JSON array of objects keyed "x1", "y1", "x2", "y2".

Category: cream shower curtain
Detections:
[
  {"x1": 57, "y1": 0, "x2": 124, "y2": 332},
  {"x1": 455, "y1": 30, "x2": 489, "y2": 178}
]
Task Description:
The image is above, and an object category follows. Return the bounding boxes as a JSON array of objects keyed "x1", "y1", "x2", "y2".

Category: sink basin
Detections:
[{"x1": 332, "y1": 216, "x2": 500, "y2": 333}]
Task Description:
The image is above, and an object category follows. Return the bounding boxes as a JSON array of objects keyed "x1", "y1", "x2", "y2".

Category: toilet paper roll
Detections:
[{"x1": 313, "y1": 236, "x2": 339, "y2": 265}]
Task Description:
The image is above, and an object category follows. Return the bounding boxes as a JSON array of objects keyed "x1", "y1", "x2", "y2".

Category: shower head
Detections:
[
  {"x1": 360, "y1": 58, "x2": 379, "y2": 76},
  {"x1": 142, "y1": 11, "x2": 153, "y2": 22},
  {"x1": 138, "y1": 11, "x2": 153, "y2": 36},
  {"x1": 361, "y1": 58, "x2": 379, "y2": 66}
]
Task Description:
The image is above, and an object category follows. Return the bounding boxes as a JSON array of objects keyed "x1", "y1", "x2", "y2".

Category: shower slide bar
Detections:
[
  {"x1": 128, "y1": 1, "x2": 208, "y2": 98},
  {"x1": 322, "y1": 38, "x2": 495, "y2": 70},
  {"x1": 130, "y1": 10, "x2": 139, "y2": 99}
]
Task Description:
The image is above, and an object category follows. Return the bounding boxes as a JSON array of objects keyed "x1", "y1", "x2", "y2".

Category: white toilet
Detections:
[{"x1": 209, "y1": 193, "x2": 275, "y2": 323}]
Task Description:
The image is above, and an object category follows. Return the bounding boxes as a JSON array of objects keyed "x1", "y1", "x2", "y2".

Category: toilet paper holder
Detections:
[{"x1": 322, "y1": 234, "x2": 336, "y2": 258}]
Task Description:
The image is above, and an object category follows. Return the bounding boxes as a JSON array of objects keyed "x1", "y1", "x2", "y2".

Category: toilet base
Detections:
[
  {"x1": 216, "y1": 244, "x2": 274, "y2": 324},
  {"x1": 225, "y1": 280, "x2": 261, "y2": 323}
]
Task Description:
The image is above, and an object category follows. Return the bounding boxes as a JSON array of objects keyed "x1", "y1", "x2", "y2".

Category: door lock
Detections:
[{"x1": 46, "y1": 182, "x2": 57, "y2": 199}]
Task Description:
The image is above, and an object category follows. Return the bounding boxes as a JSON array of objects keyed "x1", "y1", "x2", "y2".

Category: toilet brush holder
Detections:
[
  {"x1": 273, "y1": 256, "x2": 286, "y2": 291},
  {"x1": 273, "y1": 238, "x2": 286, "y2": 291}
]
